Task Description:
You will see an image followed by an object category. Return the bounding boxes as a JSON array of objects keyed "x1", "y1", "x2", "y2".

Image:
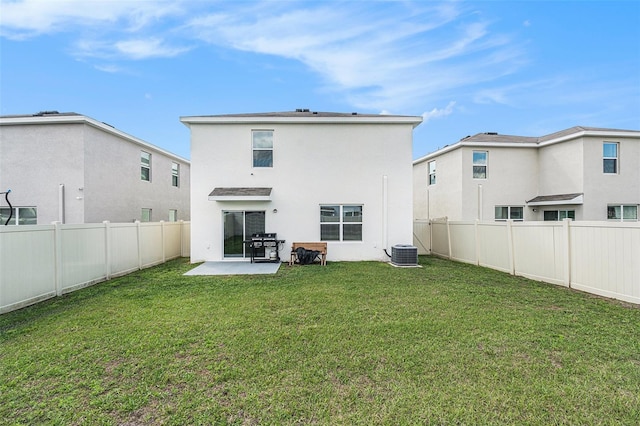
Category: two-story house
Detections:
[
  {"x1": 180, "y1": 110, "x2": 422, "y2": 262},
  {"x1": 0, "y1": 111, "x2": 190, "y2": 225},
  {"x1": 413, "y1": 126, "x2": 640, "y2": 222},
  {"x1": 413, "y1": 127, "x2": 640, "y2": 221}
]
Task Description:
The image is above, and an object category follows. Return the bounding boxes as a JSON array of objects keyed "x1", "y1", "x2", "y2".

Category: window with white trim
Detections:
[
  {"x1": 603, "y1": 142, "x2": 618, "y2": 174},
  {"x1": 320, "y1": 205, "x2": 363, "y2": 241},
  {"x1": 252, "y1": 130, "x2": 273, "y2": 167},
  {"x1": 171, "y1": 162, "x2": 179, "y2": 187},
  {"x1": 141, "y1": 151, "x2": 151, "y2": 181},
  {"x1": 141, "y1": 208, "x2": 152, "y2": 222},
  {"x1": 428, "y1": 160, "x2": 436, "y2": 185},
  {"x1": 607, "y1": 204, "x2": 637, "y2": 221},
  {"x1": 0, "y1": 207, "x2": 37, "y2": 225},
  {"x1": 495, "y1": 206, "x2": 523, "y2": 221},
  {"x1": 473, "y1": 151, "x2": 487, "y2": 179},
  {"x1": 543, "y1": 210, "x2": 575, "y2": 221}
]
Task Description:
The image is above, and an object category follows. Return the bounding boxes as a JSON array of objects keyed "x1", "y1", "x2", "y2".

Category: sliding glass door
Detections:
[{"x1": 223, "y1": 211, "x2": 265, "y2": 258}]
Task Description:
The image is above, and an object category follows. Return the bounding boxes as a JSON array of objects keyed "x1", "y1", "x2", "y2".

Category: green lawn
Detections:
[{"x1": 1, "y1": 257, "x2": 639, "y2": 425}]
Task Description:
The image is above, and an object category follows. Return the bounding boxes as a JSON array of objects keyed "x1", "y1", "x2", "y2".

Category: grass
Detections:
[{"x1": 1, "y1": 256, "x2": 639, "y2": 425}]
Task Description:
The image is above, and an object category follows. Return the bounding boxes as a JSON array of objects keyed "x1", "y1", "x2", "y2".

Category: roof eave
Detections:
[{"x1": 180, "y1": 115, "x2": 423, "y2": 128}]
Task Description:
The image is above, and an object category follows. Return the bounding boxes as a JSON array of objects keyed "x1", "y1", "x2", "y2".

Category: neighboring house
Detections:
[
  {"x1": 413, "y1": 126, "x2": 640, "y2": 222},
  {"x1": 180, "y1": 110, "x2": 422, "y2": 262},
  {"x1": 0, "y1": 111, "x2": 190, "y2": 225}
]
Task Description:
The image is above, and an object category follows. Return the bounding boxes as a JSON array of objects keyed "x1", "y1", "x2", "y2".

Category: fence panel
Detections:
[
  {"x1": 570, "y1": 222, "x2": 640, "y2": 304},
  {"x1": 164, "y1": 222, "x2": 183, "y2": 260},
  {"x1": 110, "y1": 223, "x2": 140, "y2": 276},
  {"x1": 449, "y1": 222, "x2": 476, "y2": 264},
  {"x1": 0, "y1": 225, "x2": 57, "y2": 313},
  {"x1": 512, "y1": 222, "x2": 567, "y2": 286},
  {"x1": 140, "y1": 222, "x2": 164, "y2": 268},
  {"x1": 477, "y1": 222, "x2": 511, "y2": 273},
  {"x1": 60, "y1": 224, "x2": 108, "y2": 293},
  {"x1": 413, "y1": 220, "x2": 430, "y2": 254},
  {"x1": 430, "y1": 219, "x2": 449, "y2": 257}
]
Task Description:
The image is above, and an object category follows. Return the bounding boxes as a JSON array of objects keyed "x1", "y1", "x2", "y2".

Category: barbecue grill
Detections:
[{"x1": 244, "y1": 233, "x2": 285, "y2": 263}]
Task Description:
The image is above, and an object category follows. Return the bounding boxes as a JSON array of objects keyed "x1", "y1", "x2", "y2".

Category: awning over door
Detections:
[
  {"x1": 208, "y1": 187, "x2": 272, "y2": 201},
  {"x1": 526, "y1": 193, "x2": 583, "y2": 206}
]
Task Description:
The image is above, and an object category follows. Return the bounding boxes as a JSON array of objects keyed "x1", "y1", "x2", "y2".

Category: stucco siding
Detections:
[
  {"x1": 582, "y1": 135, "x2": 640, "y2": 220},
  {"x1": 83, "y1": 125, "x2": 190, "y2": 223},
  {"x1": 0, "y1": 123, "x2": 85, "y2": 224},
  {"x1": 189, "y1": 121, "x2": 415, "y2": 262}
]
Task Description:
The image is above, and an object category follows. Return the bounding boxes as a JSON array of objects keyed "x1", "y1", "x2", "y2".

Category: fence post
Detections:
[
  {"x1": 104, "y1": 221, "x2": 111, "y2": 280},
  {"x1": 563, "y1": 218, "x2": 572, "y2": 288},
  {"x1": 161, "y1": 220, "x2": 166, "y2": 263},
  {"x1": 136, "y1": 220, "x2": 142, "y2": 270},
  {"x1": 475, "y1": 219, "x2": 480, "y2": 266},
  {"x1": 179, "y1": 220, "x2": 186, "y2": 257},
  {"x1": 506, "y1": 220, "x2": 515, "y2": 275},
  {"x1": 52, "y1": 221, "x2": 63, "y2": 296},
  {"x1": 446, "y1": 217, "x2": 452, "y2": 260}
]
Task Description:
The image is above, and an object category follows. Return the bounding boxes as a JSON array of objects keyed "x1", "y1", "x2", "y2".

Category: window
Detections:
[
  {"x1": 253, "y1": 130, "x2": 273, "y2": 167},
  {"x1": 543, "y1": 210, "x2": 575, "y2": 221},
  {"x1": 607, "y1": 205, "x2": 637, "y2": 221},
  {"x1": 141, "y1": 208, "x2": 152, "y2": 222},
  {"x1": 141, "y1": 151, "x2": 151, "y2": 181},
  {"x1": 428, "y1": 161, "x2": 436, "y2": 185},
  {"x1": 603, "y1": 142, "x2": 618, "y2": 174},
  {"x1": 0, "y1": 207, "x2": 37, "y2": 225},
  {"x1": 320, "y1": 205, "x2": 363, "y2": 241},
  {"x1": 172, "y1": 162, "x2": 179, "y2": 187},
  {"x1": 169, "y1": 210, "x2": 177, "y2": 222},
  {"x1": 473, "y1": 151, "x2": 487, "y2": 179},
  {"x1": 495, "y1": 206, "x2": 523, "y2": 221}
]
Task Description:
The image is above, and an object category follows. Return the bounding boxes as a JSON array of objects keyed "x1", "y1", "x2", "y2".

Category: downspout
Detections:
[
  {"x1": 59, "y1": 184, "x2": 65, "y2": 224},
  {"x1": 477, "y1": 184, "x2": 483, "y2": 221},
  {"x1": 383, "y1": 175, "x2": 390, "y2": 258}
]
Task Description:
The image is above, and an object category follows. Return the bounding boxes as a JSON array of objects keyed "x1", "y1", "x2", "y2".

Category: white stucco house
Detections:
[
  {"x1": 181, "y1": 110, "x2": 423, "y2": 263},
  {"x1": 413, "y1": 126, "x2": 640, "y2": 222},
  {"x1": 0, "y1": 111, "x2": 190, "y2": 225}
]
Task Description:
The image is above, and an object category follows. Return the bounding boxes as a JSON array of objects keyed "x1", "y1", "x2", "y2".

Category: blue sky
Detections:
[{"x1": 1, "y1": 0, "x2": 639, "y2": 160}]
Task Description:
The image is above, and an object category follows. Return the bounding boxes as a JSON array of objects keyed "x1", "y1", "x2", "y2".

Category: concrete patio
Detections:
[{"x1": 184, "y1": 261, "x2": 282, "y2": 276}]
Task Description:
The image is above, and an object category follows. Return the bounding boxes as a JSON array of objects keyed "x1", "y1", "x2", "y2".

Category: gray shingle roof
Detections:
[{"x1": 209, "y1": 187, "x2": 272, "y2": 197}]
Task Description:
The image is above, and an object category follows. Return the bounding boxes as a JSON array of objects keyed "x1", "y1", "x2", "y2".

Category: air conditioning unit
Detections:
[{"x1": 391, "y1": 244, "x2": 418, "y2": 266}]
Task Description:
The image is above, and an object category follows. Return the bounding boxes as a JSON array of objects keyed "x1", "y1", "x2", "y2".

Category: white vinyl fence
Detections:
[
  {"x1": 425, "y1": 218, "x2": 640, "y2": 305},
  {"x1": 0, "y1": 221, "x2": 190, "y2": 314}
]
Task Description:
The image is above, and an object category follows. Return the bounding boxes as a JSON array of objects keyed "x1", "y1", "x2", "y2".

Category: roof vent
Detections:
[
  {"x1": 484, "y1": 132, "x2": 498, "y2": 135},
  {"x1": 34, "y1": 110, "x2": 60, "y2": 116},
  {"x1": 352, "y1": 112, "x2": 358, "y2": 115},
  {"x1": 312, "y1": 111, "x2": 318, "y2": 114},
  {"x1": 295, "y1": 108, "x2": 303, "y2": 112},
  {"x1": 302, "y1": 108, "x2": 310, "y2": 112}
]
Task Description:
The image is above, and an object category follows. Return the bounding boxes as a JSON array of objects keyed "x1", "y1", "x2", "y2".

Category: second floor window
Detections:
[
  {"x1": 172, "y1": 162, "x2": 180, "y2": 187},
  {"x1": 603, "y1": 142, "x2": 618, "y2": 174},
  {"x1": 141, "y1": 151, "x2": 151, "y2": 181},
  {"x1": 428, "y1": 161, "x2": 436, "y2": 185},
  {"x1": 473, "y1": 151, "x2": 487, "y2": 179},
  {"x1": 253, "y1": 130, "x2": 273, "y2": 167}
]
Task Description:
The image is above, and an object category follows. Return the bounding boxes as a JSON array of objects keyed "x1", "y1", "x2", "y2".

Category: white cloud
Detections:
[
  {"x1": 1, "y1": 0, "x2": 528, "y2": 111},
  {"x1": 422, "y1": 101, "x2": 457, "y2": 122},
  {"x1": 184, "y1": 2, "x2": 525, "y2": 111},
  {"x1": 0, "y1": 0, "x2": 182, "y2": 39}
]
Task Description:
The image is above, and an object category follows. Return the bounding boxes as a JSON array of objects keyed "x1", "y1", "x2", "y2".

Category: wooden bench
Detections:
[{"x1": 289, "y1": 242, "x2": 327, "y2": 266}]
